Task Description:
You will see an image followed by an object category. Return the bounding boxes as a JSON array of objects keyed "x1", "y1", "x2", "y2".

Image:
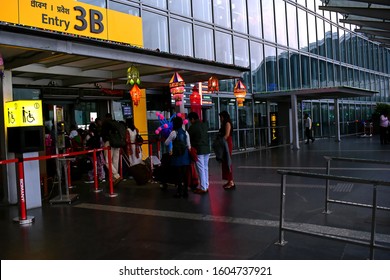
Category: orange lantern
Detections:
[
  {"x1": 130, "y1": 84, "x2": 141, "y2": 106},
  {"x1": 234, "y1": 80, "x2": 247, "y2": 107},
  {"x1": 169, "y1": 72, "x2": 185, "y2": 106},
  {"x1": 208, "y1": 76, "x2": 219, "y2": 93}
]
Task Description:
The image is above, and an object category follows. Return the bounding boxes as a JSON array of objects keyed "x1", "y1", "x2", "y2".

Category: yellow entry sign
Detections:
[
  {"x1": 5, "y1": 100, "x2": 43, "y2": 128},
  {"x1": 0, "y1": 0, "x2": 143, "y2": 47}
]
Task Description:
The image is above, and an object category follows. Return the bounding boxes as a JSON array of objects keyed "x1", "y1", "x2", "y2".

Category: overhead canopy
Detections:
[
  {"x1": 319, "y1": 0, "x2": 390, "y2": 47},
  {"x1": 0, "y1": 25, "x2": 247, "y2": 91},
  {"x1": 254, "y1": 86, "x2": 377, "y2": 102}
]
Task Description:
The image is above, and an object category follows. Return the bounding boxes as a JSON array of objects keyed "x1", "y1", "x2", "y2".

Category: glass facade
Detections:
[{"x1": 99, "y1": 0, "x2": 389, "y2": 149}]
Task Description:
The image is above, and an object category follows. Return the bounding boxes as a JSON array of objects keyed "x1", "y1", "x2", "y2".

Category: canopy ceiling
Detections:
[{"x1": 319, "y1": 0, "x2": 390, "y2": 47}]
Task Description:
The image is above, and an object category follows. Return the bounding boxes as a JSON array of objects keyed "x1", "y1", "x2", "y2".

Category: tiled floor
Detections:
[{"x1": 1, "y1": 135, "x2": 390, "y2": 260}]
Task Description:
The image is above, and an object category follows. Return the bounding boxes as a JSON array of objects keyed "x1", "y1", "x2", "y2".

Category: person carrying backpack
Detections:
[{"x1": 164, "y1": 116, "x2": 191, "y2": 198}]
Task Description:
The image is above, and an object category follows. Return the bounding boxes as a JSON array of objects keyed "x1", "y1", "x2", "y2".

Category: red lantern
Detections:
[
  {"x1": 208, "y1": 76, "x2": 219, "y2": 93},
  {"x1": 130, "y1": 84, "x2": 141, "y2": 106},
  {"x1": 190, "y1": 85, "x2": 202, "y2": 120},
  {"x1": 234, "y1": 80, "x2": 247, "y2": 107}
]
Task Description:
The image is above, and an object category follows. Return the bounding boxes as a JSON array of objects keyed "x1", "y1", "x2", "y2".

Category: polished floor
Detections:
[{"x1": 1, "y1": 135, "x2": 390, "y2": 260}]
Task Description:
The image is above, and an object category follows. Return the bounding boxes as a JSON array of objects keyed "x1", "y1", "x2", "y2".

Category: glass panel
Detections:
[
  {"x1": 327, "y1": 62, "x2": 334, "y2": 87},
  {"x1": 265, "y1": 45, "x2": 278, "y2": 91},
  {"x1": 341, "y1": 66, "x2": 347, "y2": 85},
  {"x1": 262, "y1": 0, "x2": 275, "y2": 42},
  {"x1": 319, "y1": 60, "x2": 326, "y2": 87},
  {"x1": 373, "y1": 44, "x2": 379, "y2": 71},
  {"x1": 321, "y1": 102, "x2": 330, "y2": 137},
  {"x1": 141, "y1": 0, "x2": 166, "y2": 9},
  {"x1": 357, "y1": 37, "x2": 363, "y2": 67},
  {"x1": 193, "y1": 0, "x2": 212, "y2": 22},
  {"x1": 378, "y1": 47, "x2": 383, "y2": 73},
  {"x1": 317, "y1": 17, "x2": 325, "y2": 57},
  {"x1": 286, "y1": 3, "x2": 298, "y2": 50},
  {"x1": 290, "y1": 52, "x2": 301, "y2": 89},
  {"x1": 143, "y1": 11, "x2": 169, "y2": 52},
  {"x1": 78, "y1": 0, "x2": 106, "y2": 8},
  {"x1": 234, "y1": 36, "x2": 249, "y2": 67},
  {"x1": 215, "y1": 31, "x2": 233, "y2": 64},
  {"x1": 170, "y1": 19, "x2": 193, "y2": 56},
  {"x1": 231, "y1": 0, "x2": 247, "y2": 33},
  {"x1": 213, "y1": 0, "x2": 231, "y2": 28},
  {"x1": 238, "y1": 99, "x2": 254, "y2": 149},
  {"x1": 368, "y1": 42, "x2": 373, "y2": 70},
  {"x1": 359, "y1": 71, "x2": 365, "y2": 89},
  {"x1": 363, "y1": 40, "x2": 368, "y2": 69},
  {"x1": 301, "y1": 55, "x2": 310, "y2": 88},
  {"x1": 109, "y1": 2, "x2": 139, "y2": 16},
  {"x1": 345, "y1": 31, "x2": 352, "y2": 64},
  {"x1": 334, "y1": 64, "x2": 340, "y2": 86},
  {"x1": 311, "y1": 57, "x2": 318, "y2": 88},
  {"x1": 248, "y1": 0, "x2": 262, "y2": 38},
  {"x1": 307, "y1": 0, "x2": 315, "y2": 12},
  {"x1": 194, "y1": 25, "x2": 214, "y2": 61},
  {"x1": 275, "y1": 0, "x2": 287, "y2": 46},
  {"x1": 278, "y1": 49, "x2": 289, "y2": 90},
  {"x1": 331, "y1": 25, "x2": 339, "y2": 61},
  {"x1": 351, "y1": 35, "x2": 357, "y2": 66},
  {"x1": 297, "y1": 8, "x2": 308, "y2": 51},
  {"x1": 324, "y1": 21, "x2": 332, "y2": 59},
  {"x1": 168, "y1": 0, "x2": 190, "y2": 16},
  {"x1": 339, "y1": 28, "x2": 345, "y2": 63},
  {"x1": 308, "y1": 13, "x2": 317, "y2": 54},
  {"x1": 250, "y1": 41, "x2": 266, "y2": 92},
  {"x1": 297, "y1": 0, "x2": 306, "y2": 7},
  {"x1": 353, "y1": 69, "x2": 359, "y2": 87}
]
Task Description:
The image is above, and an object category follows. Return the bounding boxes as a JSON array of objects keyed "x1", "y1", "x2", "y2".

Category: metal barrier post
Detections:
[
  {"x1": 369, "y1": 185, "x2": 378, "y2": 260},
  {"x1": 92, "y1": 149, "x2": 101, "y2": 193},
  {"x1": 106, "y1": 147, "x2": 118, "y2": 197},
  {"x1": 157, "y1": 141, "x2": 161, "y2": 159},
  {"x1": 275, "y1": 174, "x2": 287, "y2": 246},
  {"x1": 13, "y1": 159, "x2": 34, "y2": 225},
  {"x1": 324, "y1": 158, "x2": 332, "y2": 214}
]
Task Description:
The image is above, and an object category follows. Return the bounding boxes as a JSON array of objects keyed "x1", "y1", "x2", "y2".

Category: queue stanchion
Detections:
[
  {"x1": 92, "y1": 149, "x2": 101, "y2": 193},
  {"x1": 119, "y1": 149, "x2": 123, "y2": 179},
  {"x1": 13, "y1": 158, "x2": 34, "y2": 225},
  {"x1": 157, "y1": 140, "x2": 161, "y2": 160},
  {"x1": 106, "y1": 147, "x2": 118, "y2": 197}
]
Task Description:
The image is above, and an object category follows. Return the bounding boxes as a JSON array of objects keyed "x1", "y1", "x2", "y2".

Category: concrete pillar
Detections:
[{"x1": 291, "y1": 94, "x2": 300, "y2": 150}]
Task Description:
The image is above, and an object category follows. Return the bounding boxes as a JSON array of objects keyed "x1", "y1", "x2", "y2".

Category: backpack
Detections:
[
  {"x1": 109, "y1": 121, "x2": 126, "y2": 148},
  {"x1": 172, "y1": 129, "x2": 187, "y2": 157}
]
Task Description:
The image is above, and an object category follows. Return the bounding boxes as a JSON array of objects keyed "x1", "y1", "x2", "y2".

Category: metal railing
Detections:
[{"x1": 276, "y1": 169, "x2": 390, "y2": 259}]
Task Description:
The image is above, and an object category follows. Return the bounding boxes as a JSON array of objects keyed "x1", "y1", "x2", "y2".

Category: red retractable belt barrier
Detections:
[{"x1": 1, "y1": 146, "x2": 117, "y2": 224}]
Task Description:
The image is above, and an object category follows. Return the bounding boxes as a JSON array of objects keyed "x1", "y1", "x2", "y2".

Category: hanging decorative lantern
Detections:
[
  {"x1": 234, "y1": 80, "x2": 247, "y2": 107},
  {"x1": 130, "y1": 84, "x2": 141, "y2": 106},
  {"x1": 208, "y1": 76, "x2": 219, "y2": 93},
  {"x1": 126, "y1": 65, "x2": 141, "y2": 85},
  {"x1": 169, "y1": 72, "x2": 185, "y2": 106}
]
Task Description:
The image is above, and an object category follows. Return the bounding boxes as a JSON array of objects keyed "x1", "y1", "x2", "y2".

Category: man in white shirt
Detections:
[{"x1": 304, "y1": 113, "x2": 315, "y2": 144}]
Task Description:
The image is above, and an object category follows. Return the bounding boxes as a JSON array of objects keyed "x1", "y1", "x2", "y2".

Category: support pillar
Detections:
[
  {"x1": 334, "y1": 98, "x2": 341, "y2": 142},
  {"x1": 291, "y1": 94, "x2": 300, "y2": 150}
]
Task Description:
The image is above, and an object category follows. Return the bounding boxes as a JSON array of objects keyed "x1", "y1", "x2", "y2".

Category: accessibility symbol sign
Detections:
[{"x1": 5, "y1": 100, "x2": 43, "y2": 127}]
